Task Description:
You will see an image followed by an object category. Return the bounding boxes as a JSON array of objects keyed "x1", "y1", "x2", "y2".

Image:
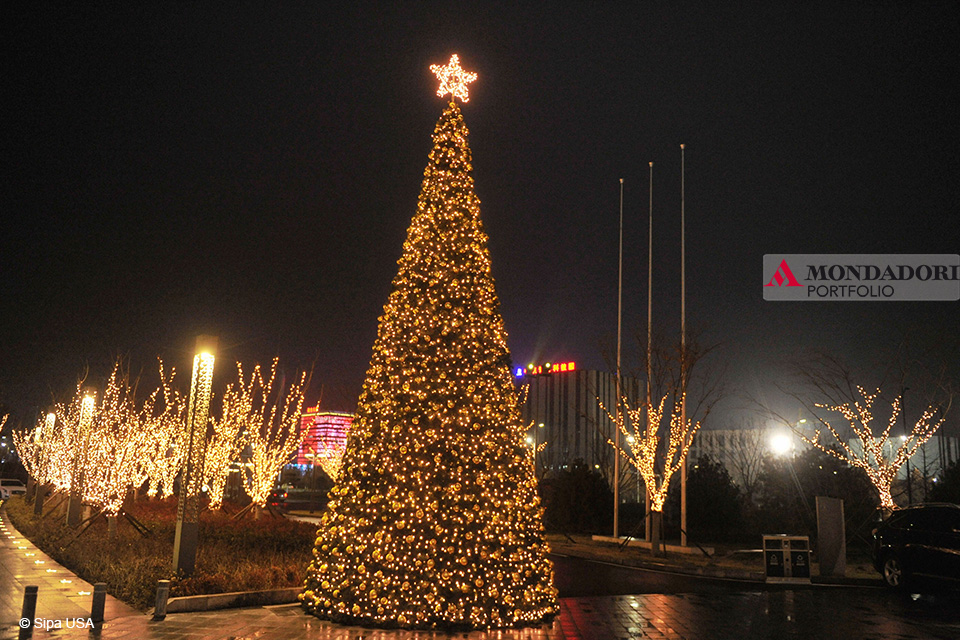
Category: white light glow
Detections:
[{"x1": 769, "y1": 433, "x2": 794, "y2": 456}]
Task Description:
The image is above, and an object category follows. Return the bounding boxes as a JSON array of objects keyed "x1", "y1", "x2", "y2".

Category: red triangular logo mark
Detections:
[{"x1": 764, "y1": 259, "x2": 802, "y2": 287}]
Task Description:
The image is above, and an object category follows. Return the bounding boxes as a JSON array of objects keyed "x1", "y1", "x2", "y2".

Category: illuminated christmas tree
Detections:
[{"x1": 301, "y1": 56, "x2": 557, "y2": 630}]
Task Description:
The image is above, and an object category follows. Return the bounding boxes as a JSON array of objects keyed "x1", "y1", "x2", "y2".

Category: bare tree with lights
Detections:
[
  {"x1": 606, "y1": 393, "x2": 701, "y2": 556},
  {"x1": 138, "y1": 361, "x2": 187, "y2": 500},
  {"x1": 308, "y1": 432, "x2": 347, "y2": 482},
  {"x1": 302, "y1": 55, "x2": 557, "y2": 630},
  {"x1": 605, "y1": 329, "x2": 722, "y2": 544},
  {"x1": 79, "y1": 363, "x2": 148, "y2": 519},
  {"x1": 800, "y1": 386, "x2": 949, "y2": 512},
  {"x1": 230, "y1": 358, "x2": 308, "y2": 516},
  {"x1": 775, "y1": 342, "x2": 957, "y2": 513},
  {"x1": 205, "y1": 370, "x2": 255, "y2": 510}
]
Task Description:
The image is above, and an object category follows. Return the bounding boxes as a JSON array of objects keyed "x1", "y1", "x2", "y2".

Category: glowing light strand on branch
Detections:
[
  {"x1": 140, "y1": 361, "x2": 187, "y2": 499},
  {"x1": 799, "y1": 386, "x2": 946, "y2": 510},
  {"x1": 604, "y1": 393, "x2": 701, "y2": 512},
  {"x1": 205, "y1": 366, "x2": 254, "y2": 509},
  {"x1": 236, "y1": 358, "x2": 308, "y2": 508}
]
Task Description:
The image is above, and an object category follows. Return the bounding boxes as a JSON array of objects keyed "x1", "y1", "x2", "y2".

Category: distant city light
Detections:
[
  {"x1": 515, "y1": 361, "x2": 576, "y2": 378},
  {"x1": 769, "y1": 432, "x2": 794, "y2": 456}
]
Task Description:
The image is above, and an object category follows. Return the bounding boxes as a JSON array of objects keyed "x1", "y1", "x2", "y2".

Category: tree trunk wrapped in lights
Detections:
[
  {"x1": 309, "y1": 433, "x2": 347, "y2": 482},
  {"x1": 204, "y1": 363, "x2": 257, "y2": 509},
  {"x1": 138, "y1": 361, "x2": 187, "y2": 499},
  {"x1": 302, "y1": 58, "x2": 557, "y2": 630},
  {"x1": 800, "y1": 386, "x2": 948, "y2": 512},
  {"x1": 13, "y1": 360, "x2": 185, "y2": 511},
  {"x1": 78, "y1": 365, "x2": 147, "y2": 515},
  {"x1": 233, "y1": 358, "x2": 308, "y2": 510},
  {"x1": 605, "y1": 393, "x2": 701, "y2": 556}
]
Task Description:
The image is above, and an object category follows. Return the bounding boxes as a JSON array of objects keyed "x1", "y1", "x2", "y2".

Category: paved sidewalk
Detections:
[
  {"x1": 2, "y1": 591, "x2": 958, "y2": 640},
  {"x1": 0, "y1": 510, "x2": 139, "y2": 629}
]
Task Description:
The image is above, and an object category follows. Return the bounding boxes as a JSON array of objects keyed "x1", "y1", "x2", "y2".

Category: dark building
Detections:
[{"x1": 516, "y1": 361, "x2": 640, "y2": 495}]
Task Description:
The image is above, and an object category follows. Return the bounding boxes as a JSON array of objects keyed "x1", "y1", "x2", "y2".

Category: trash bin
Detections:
[{"x1": 762, "y1": 534, "x2": 811, "y2": 583}]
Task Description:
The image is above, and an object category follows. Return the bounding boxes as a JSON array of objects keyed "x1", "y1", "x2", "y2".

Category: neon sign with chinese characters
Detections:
[{"x1": 514, "y1": 362, "x2": 576, "y2": 378}]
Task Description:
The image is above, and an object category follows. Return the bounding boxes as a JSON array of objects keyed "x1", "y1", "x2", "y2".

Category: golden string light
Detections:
[
  {"x1": 604, "y1": 393, "x2": 701, "y2": 512},
  {"x1": 301, "y1": 97, "x2": 556, "y2": 629},
  {"x1": 234, "y1": 358, "x2": 308, "y2": 509},
  {"x1": 800, "y1": 386, "x2": 946, "y2": 511},
  {"x1": 430, "y1": 54, "x2": 477, "y2": 103},
  {"x1": 140, "y1": 360, "x2": 187, "y2": 499},
  {"x1": 205, "y1": 364, "x2": 254, "y2": 509},
  {"x1": 12, "y1": 360, "x2": 187, "y2": 514},
  {"x1": 310, "y1": 433, "x2": 348, "y2": 482}
]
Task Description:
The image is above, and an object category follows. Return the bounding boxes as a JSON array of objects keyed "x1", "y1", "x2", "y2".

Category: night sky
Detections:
[{"x1": 3, "y1": 4, "x2": 958, "y2": 432}]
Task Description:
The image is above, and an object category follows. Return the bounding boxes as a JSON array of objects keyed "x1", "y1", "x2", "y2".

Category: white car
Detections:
[{"x1": 0, "y1": 478, "x2": 27, "y2": 499}]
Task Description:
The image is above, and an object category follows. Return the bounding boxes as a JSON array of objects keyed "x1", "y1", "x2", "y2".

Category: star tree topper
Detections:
[{"x1": 430, "y1": 54, "x2": 477, "y2": 102}]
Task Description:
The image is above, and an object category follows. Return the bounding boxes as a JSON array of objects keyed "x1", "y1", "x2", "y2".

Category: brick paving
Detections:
[
  {"x1": 0, "y1": 510, "x2": 137, "y2": 630},
  {"x1": 3, "y1": 508, "x2": 959, "y2": 640}
]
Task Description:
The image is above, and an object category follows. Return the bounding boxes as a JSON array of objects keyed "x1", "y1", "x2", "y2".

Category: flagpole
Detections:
[
  {"x1": 645, "y1": 161, "x2": 653, "y2": 542},
  {"x1": 614, "y1": 177, "x2": 623, "y2": 540},
  {"x1": 680, "y1": 143, "x2": 688, "y2": 548}
]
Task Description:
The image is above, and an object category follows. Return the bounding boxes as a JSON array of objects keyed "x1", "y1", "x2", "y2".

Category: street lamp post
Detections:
[
  {"x1": 173, "y1": 335, "x2": 217, "y2": 576},
  {"x1": 66, "y1": 391, "x2": 96, "y2": 527}
]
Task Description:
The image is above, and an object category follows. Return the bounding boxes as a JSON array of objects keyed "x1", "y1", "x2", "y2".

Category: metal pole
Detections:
[
  {"x1": 614, "y1": 177, "x2": 623, "y2": 539},
  {"x1": 902, "y1": 388, "x2": 913, "y2": 504},
  {"x1": 19, "y1": 585, "x2": 38, "y2": 639},
  {"x1": 680, "y1": 143, "x2": 688, "y2": 547},
  {"x1": 153, "y1": 580, "x2": 171, "y2": 620},
  {"x1": 646, "y1": 161, "x2": 653, "y2": 542},
  {"x1": 90, "y1": 583, "x2": 106, "y2": 627}
]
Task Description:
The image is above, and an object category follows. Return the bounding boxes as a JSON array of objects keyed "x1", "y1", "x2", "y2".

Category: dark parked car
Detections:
[
  {"x1": 267, "y1": 488, "x2": 289, "y2": 509},
  {"x1": 873, "y1": 503, "x2": 960, "y2": 589},
  {"x1": 266, "y1": 488, "x2": 329, "y2": 513}
]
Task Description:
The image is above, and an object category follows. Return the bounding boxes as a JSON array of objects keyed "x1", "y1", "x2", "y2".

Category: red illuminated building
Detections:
[{"x1": 297, "y1": 408, "x2": 354, "y2": 466}]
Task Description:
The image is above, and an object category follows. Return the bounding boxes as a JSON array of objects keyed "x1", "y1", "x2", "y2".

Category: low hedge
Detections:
[{"x1": 3, "y1": 495, "x2": 318, "y2": 610}]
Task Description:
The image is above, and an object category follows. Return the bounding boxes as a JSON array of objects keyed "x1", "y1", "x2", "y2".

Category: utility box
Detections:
[{"x1": 763, "y1": 534, "x2": 811, "y2": 583}]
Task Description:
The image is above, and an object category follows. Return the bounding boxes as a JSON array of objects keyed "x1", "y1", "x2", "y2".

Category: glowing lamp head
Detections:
[{"x1": 769, "y1": 433, "x2": 794, "y2": 456}]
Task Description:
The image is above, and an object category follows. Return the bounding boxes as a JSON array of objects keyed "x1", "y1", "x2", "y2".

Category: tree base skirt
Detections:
[{"x1": 300, "y1": 602, "x2": 558, "y2": 632}]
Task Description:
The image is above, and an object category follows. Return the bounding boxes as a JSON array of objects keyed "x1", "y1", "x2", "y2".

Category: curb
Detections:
[
  {"x1": 166, "y1": 587, "x2": 301, "y2": 613},
  {"x1": 551, "y1": 547, "x2": 883, "y2": 586}
]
